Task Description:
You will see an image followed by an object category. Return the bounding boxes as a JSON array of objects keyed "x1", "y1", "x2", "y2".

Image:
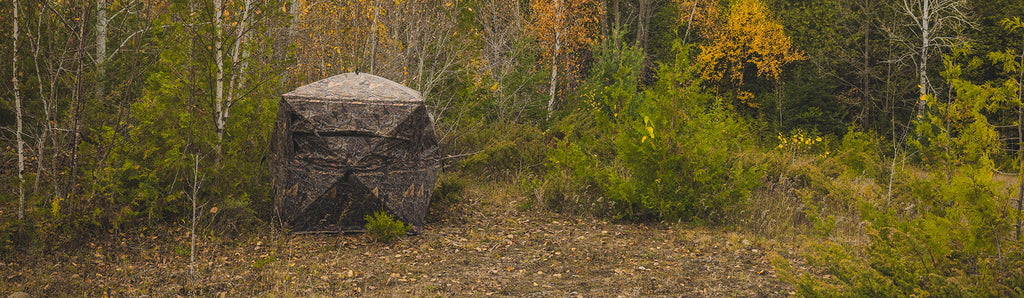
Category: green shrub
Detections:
[
  {"x1": 835, "y1": 130, "x2": 884, "y2": 180},
  {"x1": 544, "y1": 38, "x2": 643, "y2": 216},
  {"x1": 779, "y1": 165, "x2": 1022, "y2": 297},
  {"x1": 364, "y1": 211, "x2": 409, "y2": 243},
  {"x1": 774, "y1": 58, "x2": 1024, "y2": 295},
  {"x1": 775, "y1": 51, "x2": 1023, "y2": 296},
  {"x1": 546, "y1": 41, "x2": 762, "y2": 222}
]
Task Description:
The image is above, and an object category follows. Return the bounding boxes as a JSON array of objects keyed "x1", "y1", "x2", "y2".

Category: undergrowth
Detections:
[{"x1": 365, "y1": 211, "x2": 409, "y2": 243}]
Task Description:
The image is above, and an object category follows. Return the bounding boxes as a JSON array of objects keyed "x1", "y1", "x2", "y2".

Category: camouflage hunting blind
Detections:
[{"x1": 270, "y1": 73, "x2": 440, "y2": 233}]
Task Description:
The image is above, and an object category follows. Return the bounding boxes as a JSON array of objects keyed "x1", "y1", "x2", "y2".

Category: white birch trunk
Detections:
[
  {"x1": 547, "y1": 31, "x2": 560, "y2": 118},
  {"x1": 547, "y1": 0, "x2": 563, "y2": 118},
  {"x1": 918, "y1": 0, "x2": 930, "y2": 113},
  {"x1": 225, "y1": 0, "x2": 253, "y2": 135},
  {"x1": 369, "y1": 0, "x2": 380, "y2": 74},
  {"x1": 683, "y1": 1, "x2": 697, "y2": 45},
  {"x1": 188, "y1": 154, "x2": 201, "y2": 282},
  {"x1": 13, "y1": 0, "x2": 26, "y2": 227},
  {"x1": 95, "y1": 0, "x2": 107, "y2": 101},
  {"x1": 214, "y1": 0, "x2": 225, "y2": 163},
  {"x1": 900, "y1": 0, "x2": 968, "y2": 115}
]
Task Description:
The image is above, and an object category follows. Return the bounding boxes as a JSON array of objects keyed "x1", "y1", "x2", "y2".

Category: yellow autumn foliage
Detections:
[
  {"x1": 674, "y1": 0, "x2": 720, "y2": 38},
  {"x1": 696, "y1": 0, "x2": 805, "y2": 85},
  {"x1": 529, "y1": 0, "x2": 602, "y2": 59}
]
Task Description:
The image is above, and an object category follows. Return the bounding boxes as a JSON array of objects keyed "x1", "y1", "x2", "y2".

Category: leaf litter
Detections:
[{"x1": 2, "y1": 181, "x2": 810, "y2": 296}]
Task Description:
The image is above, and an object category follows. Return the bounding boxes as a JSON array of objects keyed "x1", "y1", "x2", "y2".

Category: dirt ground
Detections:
[{"x1": 2, "y1": 181, "x2": 809, "y2": 297}]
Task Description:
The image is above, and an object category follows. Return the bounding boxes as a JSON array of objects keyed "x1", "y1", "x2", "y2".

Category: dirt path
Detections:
[{"x1": 2, "y1": 182, "x2": 802, "y2": 296}]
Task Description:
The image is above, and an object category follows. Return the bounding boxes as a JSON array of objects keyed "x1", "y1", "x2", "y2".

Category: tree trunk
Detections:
[
  {"x1": 70, "y1": 6, "x2": 88, "y2": 211},
  {"x1": 613, "y1": 0, "x2": 620, "y2": 46},
  {"x1": 13, "y1": 0, "x2": 26, "y2": 231},
  {"x1": 546, "y1": 0, "x2": 564, "y2": 118},
  {"x1": 1017, "y1": 47, "x2": 1024, "y2": 241},
  {"x1": 369, "y1": 0, "x2": 380, "y2": 74},
  {"x1": 1017, "y1": 102, "x2": 1022, "y2": 241},
  {"x1": 281, "y1": 0, "x2": 303, "y2": 88},
  {"x1": 214, "y1": 0, "x2": 225, "y2": 164},
  {"x1": 29, "y1": 3, "x2": 60, "y2": 202},
  {"x1": 683, "y1": 1, "x2": 697, "y2": 45},
  {"x1": 31, "y1": 8, "x2": 48, "y2": 196},
  {"x1": 917, "y1": 0, "x2": 930, "y2": 116},
  {"x1": 95, "y1": 0, "x2": 107, "y2": 102},
  {"x1": 224, "y1": 0, "x2": 253, "y2": 137},
  {"x1": 635, "y1": 0, "x2": 653, "y2": 52},
  {"x1": 777, "y1": 84, "x2": 784, "y2": 128},
  {"x1": 547, "y1": 30, "x2": 561, "y2": 118},
  {"x1": 188, "y1": 154, "x2": 201, "y2": 282}
]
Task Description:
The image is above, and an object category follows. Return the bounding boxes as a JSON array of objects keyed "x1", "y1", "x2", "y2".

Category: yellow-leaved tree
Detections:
[
  {"x1": 696, "y1": 0, "x2": 804, "y2": 112},
  {"x1": 675, "y1": 0, "x2": 720, "y2": 45},
  {"x1": 530, "y1": 0, "x2": 603, "y2": 117}
]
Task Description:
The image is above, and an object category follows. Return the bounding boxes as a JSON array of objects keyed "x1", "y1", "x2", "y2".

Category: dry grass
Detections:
[
  {"x1": 1, "y1": 177, "x2": 811, "y2": 297},
  {"x1": 734, "y1": 154, "x2": 875, "y2": 247}
]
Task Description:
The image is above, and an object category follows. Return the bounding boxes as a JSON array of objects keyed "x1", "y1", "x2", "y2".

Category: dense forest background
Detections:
[{"x1": 3, "y1": 0, "x2": 1024, "y2": 295}]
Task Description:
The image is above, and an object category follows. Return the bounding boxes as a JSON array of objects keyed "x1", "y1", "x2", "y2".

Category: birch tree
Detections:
[
  {"x1": 891, "y1": 0, "x2": 970, "y2": 114},
  {"x1": 675, "y1": 0, "x2": 719, "y2": 45},
  {"x1": 12, "y1": 0, "x2": 26, "y2": 230},
  {"x1": 539, "y1": 0, "x2": 564, "y2": 118},
  {"x1": 530, "y1": 0, "x2": 602, "y2": 117},
  {"x1": 214, "y1": 0, "x2": 225, "y2": 163},
  {"x1": 213, "y1": 0, "x2": 255, "y2": 164},
  {"x1": 95, "y1": 0, "x2": 107, "y2": 102},
  {"x1": 27, "y1": 1, "x2": 75, "y2": 203}
]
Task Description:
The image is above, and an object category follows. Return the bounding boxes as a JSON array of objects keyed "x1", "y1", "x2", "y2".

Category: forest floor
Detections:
[{"x1": 2, "y1": 180, "x2": 816, "y2": 297}]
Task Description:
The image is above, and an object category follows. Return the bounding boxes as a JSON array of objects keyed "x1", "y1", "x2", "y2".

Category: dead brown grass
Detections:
[{"x1": 1, "y1": 178, "x2": 808, "y2": 297}]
